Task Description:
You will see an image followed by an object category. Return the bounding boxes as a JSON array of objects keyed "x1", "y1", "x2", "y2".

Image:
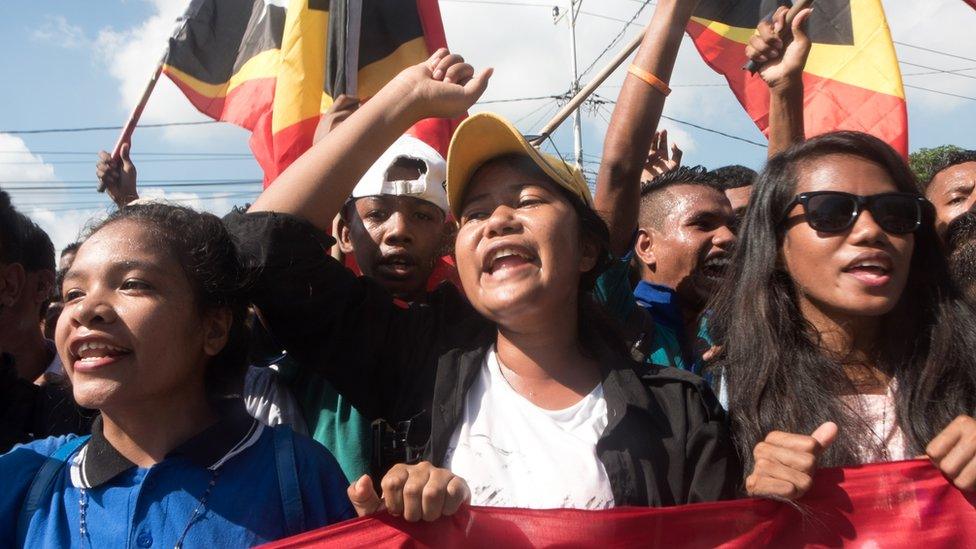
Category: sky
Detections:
[{"x1": 1, "y1": 0, "x2": 975, "y2": 253}]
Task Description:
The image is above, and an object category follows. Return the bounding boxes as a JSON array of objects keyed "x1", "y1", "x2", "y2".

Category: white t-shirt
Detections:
[{"x1": 445, "y1": 347, "x2": 615, "y2": 510}]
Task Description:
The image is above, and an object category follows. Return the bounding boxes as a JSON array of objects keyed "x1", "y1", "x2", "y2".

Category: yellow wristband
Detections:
[{"x1": 627, "y1": 64, "x2": 671, "y2": 97}]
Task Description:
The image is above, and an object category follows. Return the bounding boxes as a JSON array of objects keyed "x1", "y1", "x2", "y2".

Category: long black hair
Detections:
[
  {"x1": 710, "y1": 131, "x2": 976, "y2": 469},
  {"x1": 80, "y1": 202, "x2": 249, "y2": 398}
]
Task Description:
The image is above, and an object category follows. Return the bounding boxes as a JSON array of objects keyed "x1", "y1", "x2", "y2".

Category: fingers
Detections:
[
  {"x1": 670, "y1": 142, "x2": 683, "y2": 167},
  {"x1": 658, "y1": 130, "x2": 669, "y2": 161},
  {"x1": 746, "y1": 34, "x2": 782, "y2": 64},
  {"x1": 380, "y1": 465, "x2": 409, "y2": 517},
  {"x1": 928, "y1": 415, "x2": 976, "y2": 491},
  {"x1": 462, "y1": 67, "x2": 493, "y2": 102},
  {"x1": 347, "y1": 474, "x2": 384, "y2": 517},
  {"x1": 425, "y1": 48, "x2": 450, "y2": 73},
  {"x1": 399, "y1": 465, "x2": 432, "y2": 522},
  {"x1": 443, "y1": 62, "x2": 474, "y2": 85},
  {"x1": 810, "y1": 422, "x2": 839, "y2": 453},
  {"x1": 753, "y1": 441, "x2": 816, "y2": 472},
  {"x1": 442, "y1": 476, "x2": 471, "y2": 516},
  {"x1": 432, "y1": 53, "x2": 465, "y2": 81},
  {"x1": 791, "y1": 8, "x2": 813, "y2": 45},
  {"x1": 752, "y1": 457, "x2": 814, "y2": 496},
  {"x1": 379, "y1": 462, "x2": 470, "y2": 523},
  {"x1": 771, "y1": 5, "x2": 789, "y2": 35}
]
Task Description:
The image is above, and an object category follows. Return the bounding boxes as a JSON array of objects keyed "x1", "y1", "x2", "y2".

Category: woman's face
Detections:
[
  {"x1": 56, "y1": 219, "x2": 227, "y2": 410},
  {"x1": 454, "y1": 158, "x2": 597, "y2": 326},
  {"x1": 781, "y1": 153, "x2": 914, "y2": 322}
]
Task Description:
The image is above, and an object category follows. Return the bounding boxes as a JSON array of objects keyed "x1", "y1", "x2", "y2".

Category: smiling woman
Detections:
[
  {"x1": 236, "y1": 47, "x2": 741, "y2": 521},
  {"x1": 710, "y1": 131, "x2": 976, "y2": 501},
  {"x1": 0, "y1": 203, "x2": 354, "y2": 547}
]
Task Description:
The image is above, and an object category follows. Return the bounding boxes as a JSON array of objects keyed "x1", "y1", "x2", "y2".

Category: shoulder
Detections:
[
  {"x1": 0, "y1": 435, "x2": 82, "y2": 533},
  {"x1": 638, "y1": 366, "x2": 726, "y2": 424},
  {"x1": 269, "y1": 426, "x2": 356, "y2": 521}
]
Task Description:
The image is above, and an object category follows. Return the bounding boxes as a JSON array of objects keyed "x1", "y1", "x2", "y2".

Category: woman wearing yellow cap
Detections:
[{"x1": 232, "y1": 1, "x2": 739, "y2": 522}]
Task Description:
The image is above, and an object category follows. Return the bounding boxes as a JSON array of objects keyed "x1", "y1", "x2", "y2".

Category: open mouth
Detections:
[
  {"x1": 700, "y1": 255, "x2": 731, "y2": 280},
  {"x1": 842, "y1": 253, "x2": 893, "y2": 286},
  {"x1": 71, "y1": 340, "x2": 133, "y2": 370},
  {"x1": 375, "y1": 253, "x2": 420, "y2": 279},
  {"x1": 483, "y1": 245, "x2": 538, "y2": 275}
]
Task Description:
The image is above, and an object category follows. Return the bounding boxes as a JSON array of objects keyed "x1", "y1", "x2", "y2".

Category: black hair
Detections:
[
  {"x1": 920, "y1": 149, "x2": 976, "y2": 193},
  {"x1": 60, "y1": 241, "x2": 81, "y2": 258},
  {"x1": 639, "y1": 165, "x2": 725, "y2": 229},
  {"x1": 468, "y1": 154, "x2": 626, "y2": 359},
  {"x1": 712, "y1": 165, "x2": 758, "y2": 191},
  {"x1": 79, "y1": 202, "x2": 249, "y2": 398},
  {"x1": 710, "y1": 131, "x2": 976, "y2": 470},
  {"x1": 0, "y1": 188, "x2": 55, "y2": 273}
]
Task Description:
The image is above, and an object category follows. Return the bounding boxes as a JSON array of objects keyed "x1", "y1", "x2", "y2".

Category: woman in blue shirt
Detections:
[{"x1": 0, "y1": 203, "x2": 354, "y2": 547}]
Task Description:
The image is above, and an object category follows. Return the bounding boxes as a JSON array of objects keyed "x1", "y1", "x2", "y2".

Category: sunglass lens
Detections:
[
  {"x1": 873, "y1": 196, "x2": 920, "y2": 234},
  {"x1": 806, "y1": 194, "x2": 856, "y2": 232}
]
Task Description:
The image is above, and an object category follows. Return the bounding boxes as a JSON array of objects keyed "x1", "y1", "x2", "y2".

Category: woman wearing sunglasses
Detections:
[{"x1": 710, "y1": 131, "x2": 976, "y2": 500}]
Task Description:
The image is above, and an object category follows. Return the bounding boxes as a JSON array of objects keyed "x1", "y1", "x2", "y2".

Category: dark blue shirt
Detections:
[{"x1": 0, "y1": 403, "x2": 354, "y2": 547}]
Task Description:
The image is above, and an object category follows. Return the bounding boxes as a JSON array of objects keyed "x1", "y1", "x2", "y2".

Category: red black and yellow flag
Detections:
[
  {"x1": 686, "y1": 0, "x2": 908, "y2": 156},
  {"x1": 163, "y1": 0, "x2": 455, "y2": 184}
]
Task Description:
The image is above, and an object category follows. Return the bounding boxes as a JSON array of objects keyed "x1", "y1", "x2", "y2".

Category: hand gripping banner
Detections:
[{"x1": 260, "y1": 459, "x2": 976, "y2": 548}]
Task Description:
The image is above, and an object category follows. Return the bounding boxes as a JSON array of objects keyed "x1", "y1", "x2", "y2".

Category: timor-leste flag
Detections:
[
  {"x1": 686, "y1": 0, "x2": 908, "y2": 156},
  {"x1": 163, "y1": 0, "x2": 456, "y2": 185}
]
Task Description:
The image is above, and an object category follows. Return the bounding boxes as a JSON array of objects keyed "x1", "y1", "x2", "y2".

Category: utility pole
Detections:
[{"x1": 553, "y1": 1, "x2": 583, "y2": 168}]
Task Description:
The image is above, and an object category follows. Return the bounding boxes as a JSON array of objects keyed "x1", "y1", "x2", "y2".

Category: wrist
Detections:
[{"x1": 769, "y1": 75, "x2": 803, "y2": 95}]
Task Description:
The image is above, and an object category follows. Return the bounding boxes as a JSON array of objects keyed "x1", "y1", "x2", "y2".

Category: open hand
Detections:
[
  {"x1": 391, "y1": 48, "x2": 492, "y2": 121},
  {"x1": 347, "y1": 462, "x2": 471, "y2": 522},
  {"x1": 746, "y1": 421, "x2": 838, "y2": 500},
  {"x1": 96, "y1": 143, "x2": 138, "y2": 207},
  {"x1": 745, "y1": 7, "x2": 813, "y2": 90},
  {"x1": 641, "y1": 130, "x2": 682, "y2": 182},
  {"x1": 927, "y1": 415, "x2": 976, "y2": 492}
]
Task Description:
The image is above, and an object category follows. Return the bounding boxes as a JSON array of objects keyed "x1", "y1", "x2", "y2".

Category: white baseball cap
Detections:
[{"x1": 350, "y1": 135, "x2": 449, "y2": 214}]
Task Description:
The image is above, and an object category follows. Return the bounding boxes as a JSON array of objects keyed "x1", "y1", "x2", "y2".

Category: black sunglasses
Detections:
[{"x1": 783, "y1": 191, "x2": 929, "y2": 235}]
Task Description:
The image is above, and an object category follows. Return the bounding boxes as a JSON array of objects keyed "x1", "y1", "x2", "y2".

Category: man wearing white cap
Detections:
[{"x1": 336, "y1": 134, "x2": 453, "y2": 303}]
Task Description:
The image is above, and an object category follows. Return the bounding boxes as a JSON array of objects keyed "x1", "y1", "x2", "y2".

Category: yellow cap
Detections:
[{"x1": 446, "y1": 112, "x2": 593, "y2": 220}]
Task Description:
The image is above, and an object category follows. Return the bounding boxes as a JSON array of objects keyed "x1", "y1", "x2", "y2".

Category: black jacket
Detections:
[{"x1": 226, "y1": 210, "x2": 741, "y2": 506}]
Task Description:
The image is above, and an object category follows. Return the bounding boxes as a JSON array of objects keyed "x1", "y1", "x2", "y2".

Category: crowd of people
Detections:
[{"x1": 2, "y1": 1, "x2": 976, "y2": 546}]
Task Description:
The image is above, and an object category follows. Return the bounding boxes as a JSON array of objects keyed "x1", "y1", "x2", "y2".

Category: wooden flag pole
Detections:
[
  {"x1": 100, "y1": 55, "x2": 165, "y2": 192},
  {"x1": 530, "y1": 28, "x2": 645, "y2": 146}
]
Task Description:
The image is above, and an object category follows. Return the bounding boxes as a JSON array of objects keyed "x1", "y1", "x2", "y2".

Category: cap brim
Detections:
[{"x1": 446, "y1": 113, "x2": 575, "y2": 220}]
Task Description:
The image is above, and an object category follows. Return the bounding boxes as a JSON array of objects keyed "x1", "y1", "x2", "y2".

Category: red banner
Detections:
[{"x1": 261, "y1": 459, "x2": 976, "y2": 548}]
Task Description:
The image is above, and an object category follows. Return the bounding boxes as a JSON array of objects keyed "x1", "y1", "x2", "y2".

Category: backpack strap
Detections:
[
  {"x1": 17, "y1": 435, "x2": 91, "y2": 545},
  {"x1": 272, "y1": 427, "x2": 306, "y2": 537}
]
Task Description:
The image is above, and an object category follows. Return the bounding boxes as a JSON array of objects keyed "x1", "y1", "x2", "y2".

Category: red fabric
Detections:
[
  {"x1": 259, "y1": 460, "x2": 976, "y2": 548},
  {"x1": 965, "y1": 0, "x2": 976, "y2": 10},
  {"x1": 685, "y1": 19, "x2": 909, "y2": 157}
]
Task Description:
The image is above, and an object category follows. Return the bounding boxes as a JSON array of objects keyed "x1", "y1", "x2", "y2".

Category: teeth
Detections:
[
  {"x1": 489, "y1": 247, "x2": 530, "y2": 265},
  {"x1": 77, "y1": 341, "x2": 128, "y2": 355}
]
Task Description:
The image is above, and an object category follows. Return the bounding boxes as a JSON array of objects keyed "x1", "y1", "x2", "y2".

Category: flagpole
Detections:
[
  {"x1": 530, "y1": 28, "x2": 645, "y2": 147},
  {"x1": 100, "y1": 54, "x2": 166, "y2": 192}
]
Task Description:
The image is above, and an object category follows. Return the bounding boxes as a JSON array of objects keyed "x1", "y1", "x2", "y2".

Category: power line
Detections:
[
  {"x1": 898, "y1": 60, "x2": 976, "y2": 81},
  {"x1": 1, "y1": 120, "x2": 218, "y2": 135},
  {"x1": 894, "y1": 41, "x2": 976, "y2": 64},
  {"x1": 1, "y1": 177, "x2": 259, "y2": 185},
  {"x1": 477, "y1": 94, "x2": 564, "y2": 104},
  {"x1": 904, "y1": 84, "x2": 976, "y2": 102},
  {"x1": 0, "y1": 157, "x2": 256, "y2": 166},
  {"x1": 0, "y1": 150, "x2": 252, "y2": 157},
  {"x1": 578, "y1": 1, "x2": 652, "y2": 79},
  {"x1": 3, "y1": 181, "x2": 262, "y2": 191}
]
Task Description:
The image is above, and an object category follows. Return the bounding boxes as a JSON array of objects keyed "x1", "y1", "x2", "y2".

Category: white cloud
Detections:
[
  {"x1": 93, "y1": 0, "x2": 245, "y2": 144},
  {"x1": 31, "y1": 15, "x2": 90, "y2": 49},
  {"x1": 0, "y1": 134, "x2": 57, "y2": 182}
]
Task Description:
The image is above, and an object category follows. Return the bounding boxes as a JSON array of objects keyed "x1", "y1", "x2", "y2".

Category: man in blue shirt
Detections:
[{"x1": 630, "y1": 166, "x2": 736, "y2": 372}]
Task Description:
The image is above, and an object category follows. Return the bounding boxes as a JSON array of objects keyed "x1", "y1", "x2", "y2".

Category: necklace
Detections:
[{"x1": 78, "y1": 468, "x2": 221, "y2": 549}]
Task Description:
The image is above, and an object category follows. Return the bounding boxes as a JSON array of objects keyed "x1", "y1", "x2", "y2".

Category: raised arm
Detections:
[
  {"x1": 595, "y1": 0, "x2": 699, "y2": 257},
  {"x1": 249, "y1": 49, "x2": 491, "y2": 231},
  {"x1": 745, "y1": 7, "x2": 813, "y2": 158}
]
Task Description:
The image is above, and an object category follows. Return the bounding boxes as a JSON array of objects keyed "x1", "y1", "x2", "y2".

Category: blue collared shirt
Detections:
[{"x1": 1, "y1": 403, "x2": 354, "y2": 548}]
